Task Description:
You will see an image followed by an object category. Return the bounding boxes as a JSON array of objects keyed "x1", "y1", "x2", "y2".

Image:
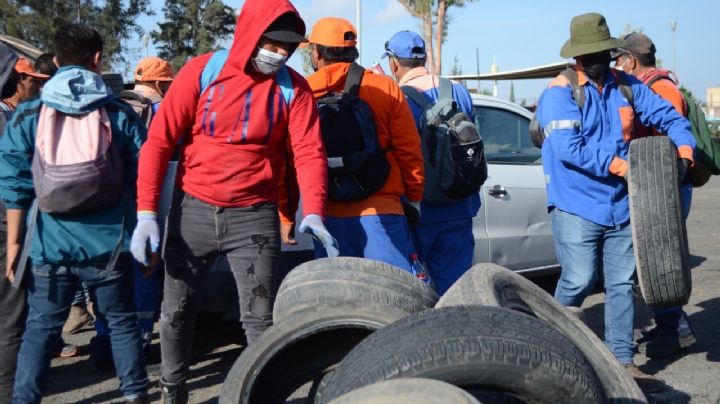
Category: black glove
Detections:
[{"x1": 677, "y1": 158, "x2": 691, "y2": 184}]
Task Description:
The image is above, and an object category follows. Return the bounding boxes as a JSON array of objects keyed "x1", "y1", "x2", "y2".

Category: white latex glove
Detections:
[
  {"x1": 299, "y1": 214, "x2": 340, "y2": 258},
  {"x1": 130, "y1": 212, "x2": 160, "y2": 265}
]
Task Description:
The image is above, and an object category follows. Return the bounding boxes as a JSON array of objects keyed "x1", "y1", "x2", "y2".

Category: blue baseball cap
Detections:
[{"x1": 382, "y1": 30, "x2": 427, "y2": 59}]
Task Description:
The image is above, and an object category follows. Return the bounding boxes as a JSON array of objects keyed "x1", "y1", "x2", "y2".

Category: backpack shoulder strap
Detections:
[
  {"x1": 276, "y1": 65, "x2": 294, "y2": 107},
  {"x1": 200, "y1": 49, "x2": 230, "y2": 95},
  {"x1": 560, "y1": 68, "x2": 585, "y2": 109},
  {"x1": 613, "y1": 72, "x2": 634, "y2": 108},
  {"x1": 645, "y1": 74, "x2": 673, "y2": 89},
  {"x1": 438, "y1": 77, "x2": 453, "y2": 101},
  {"x1": 118, "y1": 90, "x2": 153, "y2": 127},
  {"x1": 343, "y1": 63, "x2": 365, "y2": 96},
  {"x1": 401, "y1": 85, "x2": 432, "y2": 110}
]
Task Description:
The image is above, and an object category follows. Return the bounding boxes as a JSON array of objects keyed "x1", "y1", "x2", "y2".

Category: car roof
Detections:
[{"x1": 471, "y1": 93, "x2": 533, "y2": 120}]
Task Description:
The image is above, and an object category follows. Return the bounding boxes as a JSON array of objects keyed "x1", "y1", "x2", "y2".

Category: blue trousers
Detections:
[
  {"x1": 414, "y1": 218, "x2": 474, "y2": 294},
  {"x1": 552, "y1": 209, "x2": 636, "y2": 364},
  {"x1": 315, "y1": 214, "x2": 414, "y2": 273},
  {"x1": 13, "y1": 257, "x2": 148, "y2": 402}
]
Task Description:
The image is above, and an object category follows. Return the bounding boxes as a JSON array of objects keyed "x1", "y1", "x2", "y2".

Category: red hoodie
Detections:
[{"x1": 136, "y1": 0, "x2": 327, "y2": 217}]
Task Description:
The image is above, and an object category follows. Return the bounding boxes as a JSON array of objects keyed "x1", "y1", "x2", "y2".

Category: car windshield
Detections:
[{"x1": 474, "y1": 106, "x2": 540, "y2": 164}]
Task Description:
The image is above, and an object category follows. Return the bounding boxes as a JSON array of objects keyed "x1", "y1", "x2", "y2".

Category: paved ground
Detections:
[{"x1": 43, "y1": 178, "x2": 720, "y2": 403}]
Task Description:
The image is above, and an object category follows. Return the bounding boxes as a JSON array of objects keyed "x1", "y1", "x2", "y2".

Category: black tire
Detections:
[
  {"x1": 218, "y1": 305, "x2": 409, "y2": 404},
  {"x1": 437, "y1": 263, "x2": 646, "y2": 403},
  {"x1": 273, "y1": 257, "x2": 438, "y2": 323},
  {"x1": 328, "y1": 378, "x2": 481, "y2": 404},
  {"x1": 628, "y1": 136, "x2": 691, "y2": 307},
  {"x1": 319, "y1": 306, "x2": 606, "y2": 404}
]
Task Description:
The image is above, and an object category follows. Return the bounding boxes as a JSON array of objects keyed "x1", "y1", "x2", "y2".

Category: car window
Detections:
[{"x1": 474, "y1": 106, "x2": 540, "y2": 164}]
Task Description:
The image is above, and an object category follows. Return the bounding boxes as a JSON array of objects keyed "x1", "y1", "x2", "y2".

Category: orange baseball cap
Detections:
[
  {"x1": 134, "y1": 57, "x2": 174, "y2": 82},
  {"x1": 15, "y1": 58, "x2": 50, "y2": 79},
  {"x1": 303, "y1": 17, "x2": 357, "y2": 48}
]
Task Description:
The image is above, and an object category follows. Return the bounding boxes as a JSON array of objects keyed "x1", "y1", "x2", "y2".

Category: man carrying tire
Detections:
[
  {"x1": 303, "y1": 18, "x2": 424, "y2": 273},
  {"x1": 130, "y1": 1, "x2": 330, "y2": 402},
  {"x1": 613, "y1": 32, "x2": 697, "y2": 358},
  {"x1": 536, "y1": 13, "x2": 695, "y2": 393}
]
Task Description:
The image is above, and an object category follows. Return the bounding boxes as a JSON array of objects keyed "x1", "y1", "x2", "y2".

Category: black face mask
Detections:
[{"x1": 579, "y1": 52, "x2": 611, "y2": 80}]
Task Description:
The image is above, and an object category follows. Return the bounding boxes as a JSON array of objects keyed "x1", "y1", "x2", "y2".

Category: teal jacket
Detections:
[{"x1": 0, "y1": 66, "x2": 146, "y2": 267}]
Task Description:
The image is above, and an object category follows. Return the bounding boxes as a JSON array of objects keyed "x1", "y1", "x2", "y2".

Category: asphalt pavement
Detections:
[{"x1": 41, "y1": 177, "x2": 720, "y2": 403}]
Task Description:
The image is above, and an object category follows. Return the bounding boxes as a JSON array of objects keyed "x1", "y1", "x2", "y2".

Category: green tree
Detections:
[
  {"x1": 509, "y1": 81, "x2": 515, "y2": 103},
  {"x1": 152, "y1": 0, "x2": 236, "y2": 71},
  {"x1": 398, "y1": 0, "x2": 478, "y2": 75},
  {"x1": 0, "y1": 0, "x2": 152, "y2": 71}
]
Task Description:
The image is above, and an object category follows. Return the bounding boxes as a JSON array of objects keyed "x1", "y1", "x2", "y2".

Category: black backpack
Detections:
[
  {"x1": 529, "y1": 68, "x2": 634, "y2": 148},
  {"x1": 402, "y1": 78, "x2": 487, "y2": 204},
  {"x1": 317, "y1": 63, "x2": 390, "y2": 202}
]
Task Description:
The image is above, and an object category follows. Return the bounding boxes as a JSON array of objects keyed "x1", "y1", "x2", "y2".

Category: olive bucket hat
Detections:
[{"x1": 560, "y1": 12, "x2": 624, "y2": 58}]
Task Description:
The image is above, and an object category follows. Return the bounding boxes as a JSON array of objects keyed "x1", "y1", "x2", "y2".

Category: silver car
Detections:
[
  {"x1": 201, "y1": 94, "x2": 558, "y2": 315},
  {"x1": 471, "y1": 94, "x2": 557, "y2": 275}
]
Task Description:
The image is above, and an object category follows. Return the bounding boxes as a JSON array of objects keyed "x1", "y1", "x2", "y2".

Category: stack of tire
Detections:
[{"x1": 219, "y1": 258, "x2": 647, "y2": 404}]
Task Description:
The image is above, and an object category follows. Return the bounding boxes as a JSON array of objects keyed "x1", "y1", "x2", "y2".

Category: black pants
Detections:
[
  {"x1": 0, "y1": 229, "x2": 27, "y2": 403},
  {"x1": 159, "y1": 192, "x2": 280, "y2": 384}
]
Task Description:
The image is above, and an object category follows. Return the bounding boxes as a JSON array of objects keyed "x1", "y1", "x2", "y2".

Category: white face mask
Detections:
[{"x1": 252, "y1": 47, "x2": 288, "y2": 76}]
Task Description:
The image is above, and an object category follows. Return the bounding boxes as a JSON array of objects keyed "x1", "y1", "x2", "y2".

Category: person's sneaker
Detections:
[
  {"x1": 625, "y1": 363, "x2": 667, "y2": 394},
  {"x1": 58, "y1": 343, "x2": 79, "y2": 358},
  {"x1": 125, "y1": 394, "x2": 149, "y2": 404},
  {"x1": 160, "y1": 379, "x2": 188, "y2": 404},
  {"x1": 62, "y1": 305, "x2": 94, "y2": 334},
  {"x1": 638, "y1": 327, "x2": 697, "y2": 358}
]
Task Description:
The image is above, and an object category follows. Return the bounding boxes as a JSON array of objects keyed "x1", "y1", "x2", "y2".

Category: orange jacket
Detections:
[{"x1": 306, "y1": 63, "x2": 424, "y2": 218}]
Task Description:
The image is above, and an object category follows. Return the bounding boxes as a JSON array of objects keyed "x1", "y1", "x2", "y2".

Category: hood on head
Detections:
[
  {"x1": 41, "y1": 67, "x2": 114, "y2": 115},
  {"x1": 226, "y1": 0, "x2": 306, "y2": 73}
]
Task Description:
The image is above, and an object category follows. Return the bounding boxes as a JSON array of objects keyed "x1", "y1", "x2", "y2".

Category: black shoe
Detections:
[
  {"x1": 638, "y1": 327, "x2": 697, "y2": 358},
  {"x1": 125, "y1": 394, "x2": 149, "y2": 404},
  {"x1": 89, "y1": 335, "x2": 114, "y2": 370},
  {"x1": 160, "y1": 379, "x2": 188, "y2": 404}
]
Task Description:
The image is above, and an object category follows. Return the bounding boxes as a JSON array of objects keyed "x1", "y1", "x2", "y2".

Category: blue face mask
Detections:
[{"x1": 252, "y1": 47, "x2": 287, "y2": 76}]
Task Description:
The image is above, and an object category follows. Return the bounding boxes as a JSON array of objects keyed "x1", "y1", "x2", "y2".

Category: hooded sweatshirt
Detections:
[
  {"x1": 0, "y1": 66, "x2": 145, "y2": 266},
  {"x1": 136, "y1": 0, "x2": 327, "y2": 218}
]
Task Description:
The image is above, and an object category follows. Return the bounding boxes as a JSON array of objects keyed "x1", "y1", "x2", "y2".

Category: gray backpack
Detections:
[
  {"x1": 32, "y1": 105, "x2": 124, "y2": 214},
  {"x1": 402, "y1": 78, "x2": 487, "y2": 205}
]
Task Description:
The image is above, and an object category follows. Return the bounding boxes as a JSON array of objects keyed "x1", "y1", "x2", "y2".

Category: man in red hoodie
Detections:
[{"x1": 129, "y1": 1, "x2": 330, "y2": 401}]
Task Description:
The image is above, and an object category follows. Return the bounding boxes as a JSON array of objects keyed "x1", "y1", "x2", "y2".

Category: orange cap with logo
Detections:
[
  {"x1": 303, "y1": 17, "x2": 357, "y2": 48},
  {"x1": 134, "y1": 57, "x2": 174, "y2": 82},
  {"x1": 15, "y1": 58, "x2": 50, "y2": 79}
]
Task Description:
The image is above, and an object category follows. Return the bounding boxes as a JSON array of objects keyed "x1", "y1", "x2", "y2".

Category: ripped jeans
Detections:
[{"x1": 159, "y1": 191, "x2": 280, "y2": 384}]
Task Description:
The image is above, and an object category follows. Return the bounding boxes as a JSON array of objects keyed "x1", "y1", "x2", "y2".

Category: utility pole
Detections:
[
  {"x1": 142, "y1": 33, "x2": 150, "y2": 57},
  {"x1": 476, "y1": 48, "x2": 480, "y2": 93},
  {"x1": 669, "y1": 20, "x2": 677, "y2": 75},
  {"x1": 356, "y1": 0, "x2": 361, "y2": 65}
]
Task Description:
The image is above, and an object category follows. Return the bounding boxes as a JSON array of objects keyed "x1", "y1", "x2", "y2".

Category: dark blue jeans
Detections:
[
  {"x1": 159, "y1": 192, "x2": 280, "y2": 384},
  {"x1": 12, "y1": 255, "x2": 148, "y2": 403},
  {"x1": 552, "y1": 209, "x2": 636, "y2": 364}
]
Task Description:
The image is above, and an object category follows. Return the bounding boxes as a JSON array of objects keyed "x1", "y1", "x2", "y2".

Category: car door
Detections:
[{"x1": 472, "y1": 101, "x2": 557, "y2": 271}]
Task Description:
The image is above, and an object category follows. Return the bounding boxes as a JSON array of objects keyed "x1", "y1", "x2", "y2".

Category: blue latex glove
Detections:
[
  {"x1": 299, "y1": 214, "x2": 339, "y2": 258},
  {"x1": 130, "y1": 212, "x2": 160, "y2": 266}
]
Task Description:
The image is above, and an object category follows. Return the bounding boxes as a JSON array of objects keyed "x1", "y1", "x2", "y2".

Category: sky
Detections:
[{"x1": 133, "y1": 0, "x2": 720, "y2": 103}]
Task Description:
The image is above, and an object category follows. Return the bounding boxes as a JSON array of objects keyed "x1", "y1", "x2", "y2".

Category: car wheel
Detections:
[
  {"x1": 327, "y1": 378, "x2": 481, "y2": 404},
  {"x1": 628, "y1": 136, "x2": 691, "y2": 307},
  {"x1": 436, "y1": 263, "x2": 646, "y2": 403},
  {"x1": 218, "y1": 305, "x2": 409, "y2": 404},
  {"x1": 273, "y1": 257, "x2": 438, "y2": 323},
  {"x1": 318, "y1": 306, "x2": 606, "y2": 404}
]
